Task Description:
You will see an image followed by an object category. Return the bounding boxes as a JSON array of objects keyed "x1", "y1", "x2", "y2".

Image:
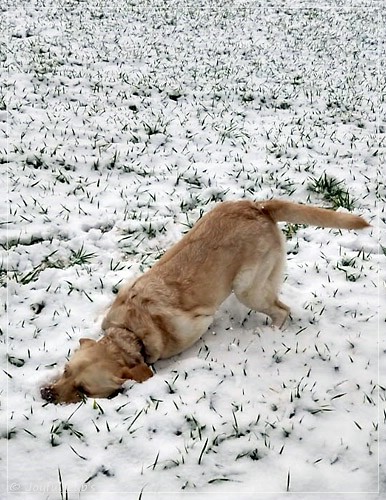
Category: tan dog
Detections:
[{"x1": 41, "y1": 200, "x2": 369, "y2": 404}]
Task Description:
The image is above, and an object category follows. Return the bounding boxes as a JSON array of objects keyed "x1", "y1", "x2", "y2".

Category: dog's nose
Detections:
[
  {"x1": 41, "y1": 386, "x2": 57, "y2": 403},
  {"x1": 108, "y1": 388, "x2": 124, "y2": 399}
]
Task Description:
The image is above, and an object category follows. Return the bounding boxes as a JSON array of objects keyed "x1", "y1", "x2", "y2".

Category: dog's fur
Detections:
[{"x1": 41, "y1": 200, "x2": 369, "y2": 404}]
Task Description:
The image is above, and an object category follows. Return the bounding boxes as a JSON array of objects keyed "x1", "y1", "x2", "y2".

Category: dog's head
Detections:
[{"x1": 41, "y1": 338, "x2": 153, "y2": 404}]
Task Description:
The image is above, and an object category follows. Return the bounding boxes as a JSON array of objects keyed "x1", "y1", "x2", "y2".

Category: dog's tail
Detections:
[{"x1": 257, "y1": 200, "x2": 370, "y2": 230}]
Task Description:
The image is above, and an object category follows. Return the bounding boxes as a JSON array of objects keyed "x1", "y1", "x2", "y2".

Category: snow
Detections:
[{"x1": 2, "y1": 0, "x2": 385, "y2": 498}]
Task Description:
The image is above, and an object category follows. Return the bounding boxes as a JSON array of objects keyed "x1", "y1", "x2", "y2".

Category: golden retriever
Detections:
[{"x1": 41, "y1": 199, "x2": 369, "y2": 404}]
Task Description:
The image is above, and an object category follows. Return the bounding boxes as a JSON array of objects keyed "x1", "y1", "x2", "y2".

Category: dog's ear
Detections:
[
  {"x1": 79, "y1": 338, "x2": 97, "y2": 349},
  {"x1": 120, "y1": 363, "x2": 153, "y2": 383}
]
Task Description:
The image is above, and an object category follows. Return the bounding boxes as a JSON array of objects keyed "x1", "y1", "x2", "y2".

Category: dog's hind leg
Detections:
[
  {"x1": 236, "y1": 287, "x2": 290, "y2": 328},
  {"x1": 263, "y1": 297, "x2": 290, "y2": 329},
  {"x1": 233, "y1": 257, "x2": 290, "y2": 329}
]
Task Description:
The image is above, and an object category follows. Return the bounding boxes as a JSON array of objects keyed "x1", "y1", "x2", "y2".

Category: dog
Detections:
[{"x1": 41, "y1": 199, "x2": 369, "y2": 404}]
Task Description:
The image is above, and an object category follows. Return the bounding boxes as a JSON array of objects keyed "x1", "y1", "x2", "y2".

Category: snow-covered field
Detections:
[{"x1": 2, "y1": 0, "x2": 385, "y2": 498}]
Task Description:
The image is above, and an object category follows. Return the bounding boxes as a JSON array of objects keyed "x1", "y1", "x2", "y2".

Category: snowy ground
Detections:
[{"x1": 2, "y1": 0, "x2": 385, "y2": 498}]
